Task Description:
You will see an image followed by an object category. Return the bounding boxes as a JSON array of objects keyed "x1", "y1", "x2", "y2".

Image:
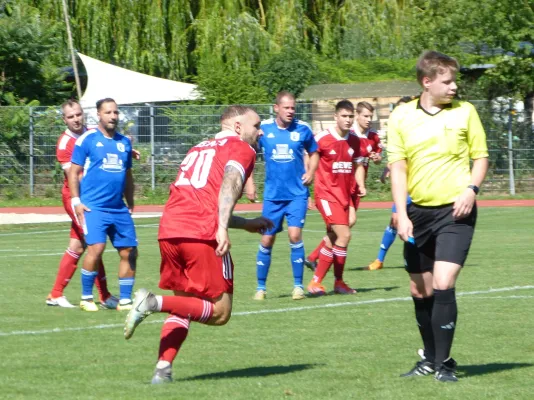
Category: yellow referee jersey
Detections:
[{"x1": 387, "y1": 99, "x2": 488, "y2": 206}]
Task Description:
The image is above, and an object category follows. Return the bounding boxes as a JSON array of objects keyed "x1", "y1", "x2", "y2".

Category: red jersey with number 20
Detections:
[
  {"x1": 158, "y1": 131, "x2": 256, "y2": 241},
  {"x1": 314, "y1": 128, "x2": 362, "y2": 207}
]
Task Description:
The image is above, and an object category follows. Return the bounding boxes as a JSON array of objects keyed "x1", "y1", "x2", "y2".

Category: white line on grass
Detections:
[
  {"x1": 0, "y1": 248, "x2": 117, "y2": 259},
  {"x1": 0, "y1": 223, "x2": 160, "y2": 237},
  {"x1": 0, "y1": 210, "x2": 382, "y2": 237},
  {"x1": 0, "y1": 285, "x2": 532, "y2": 337}
]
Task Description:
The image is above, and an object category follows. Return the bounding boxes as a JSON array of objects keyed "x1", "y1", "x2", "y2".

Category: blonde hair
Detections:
[{"x1": 416, "y1": 50, "x2": 459, "y2": 85}]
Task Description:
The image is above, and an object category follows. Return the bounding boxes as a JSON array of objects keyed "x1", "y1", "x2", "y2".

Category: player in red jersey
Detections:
[
  {"x1": 353, "y1": 101, "x2": 383, "y2": 165},
  {"x1": 124, "y1": 106, "x2": 273, "y2": 384},
  {"x1": 305, "y1": 101, "x2": 383, "y2": 271},
  {"x1": 351, "y1": 101, "x2": 383, "y2": 220},
  {"x1": 306, "y1": 100, "x2": 365, "y2": 296},
  {"x1": 46, "y1": 100, "x2": 116, "y2": 308}
]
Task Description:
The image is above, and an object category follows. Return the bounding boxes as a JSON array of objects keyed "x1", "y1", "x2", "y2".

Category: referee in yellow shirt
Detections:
[{"x1": 387, "y1": 50, "x2": 489, "y2": 383}]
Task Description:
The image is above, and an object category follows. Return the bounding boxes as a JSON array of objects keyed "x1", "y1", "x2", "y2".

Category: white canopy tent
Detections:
[{"x1": 78, "y1": 52, "x2": 199, "y2": 108}]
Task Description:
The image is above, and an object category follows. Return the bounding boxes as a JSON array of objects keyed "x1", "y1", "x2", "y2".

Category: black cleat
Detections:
[
  {"x1": 400, "y1": 359, "x2": 435, "y2": 377},
  {"x1": 435, "y1": 358, "x2": 458, "y2": 382},
  {"x1": 304, "y1": 258, "x2": 317, "y2": 272}
]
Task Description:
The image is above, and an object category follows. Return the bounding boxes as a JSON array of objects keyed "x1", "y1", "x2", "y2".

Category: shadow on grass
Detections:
[
  {"x1": 356, "y1": 286, "x2": 400, "y2": 293},
  {"x1": 179, "y1": 363, "x2": 322, "y2": 381},
  {"x1": 274, "y1": 286, "x2": 400, "y2": 298},
  {"x1": 460, "y1": 362, "x2": 534, "y2": 377},
  {"x1": 349, "y1": 265, "x2": 406, "y2": 271}
]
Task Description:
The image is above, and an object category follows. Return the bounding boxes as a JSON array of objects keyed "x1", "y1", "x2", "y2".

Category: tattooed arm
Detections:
[
  {"x1": 216, "y1": 165, "x2": 274, "y2": 256},
  {"x1": 216, "y1": 165, "x2": 245, "y2": 256}
]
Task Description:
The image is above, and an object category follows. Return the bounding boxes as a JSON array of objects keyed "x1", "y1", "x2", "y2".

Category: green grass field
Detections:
[{"x1": 0, "y1": 207, "x2": 533, "y2": 399}]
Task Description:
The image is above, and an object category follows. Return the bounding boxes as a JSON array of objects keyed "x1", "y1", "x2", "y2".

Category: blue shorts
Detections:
[
  {"x1": 262, "y1": 198, "x2": 308, "y2": 235},
  {"x1": 83, "y1": 209, "x2": 138, "y2": 248},
  {"x1": 392, "y1": 195, "x2": 412, "y2": 213}
]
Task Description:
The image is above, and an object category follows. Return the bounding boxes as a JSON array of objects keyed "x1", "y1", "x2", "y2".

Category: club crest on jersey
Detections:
[
  {"x1": 117, "y1": 142, "x2": 125, "y2": 152},
  {"x1": 290, "y1": 131, "x2": 300, "y2": 142},
  {"x1": 271, "y1": 144, "x2": 295, "y2": 163},
  {"x1": 367, "y1": 144, "x2": 373, "y2": 152},
  {"x1": 348, "y1": 148, "x2": 354, "y2": 156}
]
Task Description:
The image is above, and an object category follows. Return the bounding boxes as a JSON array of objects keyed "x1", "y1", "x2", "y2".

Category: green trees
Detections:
[
  {"x1": 0, "y1": 3, "x2": 70, "y2": 106},
  {"x1": 0, "y1": 0, "x2": 532, "y2": 106}
]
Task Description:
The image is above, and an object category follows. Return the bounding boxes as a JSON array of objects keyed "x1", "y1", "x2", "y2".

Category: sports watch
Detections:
[{"x1": 467, "y1": 185, "x2": 479, "y2": 195}]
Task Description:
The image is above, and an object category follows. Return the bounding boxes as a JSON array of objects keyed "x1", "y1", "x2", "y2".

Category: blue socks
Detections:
[
  {"x1": 119, "y1": 277, "x2": 135, "y2": 302},
  {"x1": 256, "y1": 241, "x2": 305, "y2": 290},
  {"x1": 378, "y1": 225, "x2": 397, "y2": 262},
  {"x1": 290, "y1": 241, "x2": 305, "y2": 288},
  {"x1": 256, "y1": 244, "x2": 272, "y2": 291},
  {"x1": 81, "y1": 269, "x2": 98, "y2": 300}
]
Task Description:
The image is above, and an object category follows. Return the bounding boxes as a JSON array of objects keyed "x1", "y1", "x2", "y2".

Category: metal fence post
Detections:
[
  {"x1": 507, "y1": 99, "x2": 516, "y2": 195},
  {"x1": 150, "y1": 105, "x2": 155, "y2": 191},
  {"x1": 29, "y1": 106, "x2": 34, "y2": 196}
]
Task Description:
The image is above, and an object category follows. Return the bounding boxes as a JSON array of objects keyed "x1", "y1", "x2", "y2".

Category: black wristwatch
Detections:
[{"x1": 468, "y1": 184, "x2": 479, "y2": 195}]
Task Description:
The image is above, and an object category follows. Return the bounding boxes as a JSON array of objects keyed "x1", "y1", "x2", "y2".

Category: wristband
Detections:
[{"x1": 71, "y1": 197, "x2": 81, "y2": 207}]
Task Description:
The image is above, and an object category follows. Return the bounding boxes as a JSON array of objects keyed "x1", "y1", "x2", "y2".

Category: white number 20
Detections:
[{"x1": 175, "y1": 149, "x2": 216, "y2": 189}]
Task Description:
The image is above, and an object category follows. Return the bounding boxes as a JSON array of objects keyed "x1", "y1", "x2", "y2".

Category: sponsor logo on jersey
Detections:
[
  {"x1": 332, "y1": 161, "x2": 352, "y2": 173},
  {"x1": 329, "y1": 149, "x2": 337, "y2": 155},
  {"x1": 267, "y1": 133, "x2": 275, "y2": 138},
  {"x1": 96, "y1": 142, "x2": 104, "y2": 147},
  {"x1": 271, "y1": 144, "x2": 295, "y2": 163},
  {"x1": 101, "y1": 153, "x2": 124, "y2": 172}
]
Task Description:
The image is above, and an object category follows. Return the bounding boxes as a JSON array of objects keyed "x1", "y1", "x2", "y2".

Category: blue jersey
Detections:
[
  {"x1": 259, "y1": 118, "x2": 318, "y2": 200},
  {"x1": 71, "y1": 128, "x2": 133, "y2": 212}
]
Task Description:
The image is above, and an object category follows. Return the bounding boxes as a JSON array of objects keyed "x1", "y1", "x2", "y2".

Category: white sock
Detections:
[
  {"x1": 155, "y1": 295, "x2": 163, "y2": 311},
  {"x1": 156, "y1": 360, "x2": 171, "y2": 369}
]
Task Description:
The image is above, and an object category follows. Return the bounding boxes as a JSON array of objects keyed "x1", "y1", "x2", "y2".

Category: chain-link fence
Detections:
[{"x1": 0, "y1": 101, "x2": 533, "y2": 199}]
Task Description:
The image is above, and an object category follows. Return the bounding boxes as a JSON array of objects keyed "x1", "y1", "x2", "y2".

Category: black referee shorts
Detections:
[{"x1": 404, "y1": 202, "x2": 477, "y2": 274}]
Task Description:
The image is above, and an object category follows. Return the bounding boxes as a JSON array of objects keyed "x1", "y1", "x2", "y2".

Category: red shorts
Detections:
[
  {"x1": 62, "y1": 188, "x2": 83, "y2": 241},
  {"x1": 315, "y1": 197, "x2": 349, "y2": 227},
  {"x1": 159, "y1": 238, "x2": 234, "y2": 299},
  {"x1": 351, "y1": 193, "x2": 361, "y2": 211}
]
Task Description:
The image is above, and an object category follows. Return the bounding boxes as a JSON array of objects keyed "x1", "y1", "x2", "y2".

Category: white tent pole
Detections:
[
  {"x1": 61, "y1": 0, "x2": 82, "y2": 99},
  {"x1": 150, "y1": 105, "x2": 155, "y2": 191}
]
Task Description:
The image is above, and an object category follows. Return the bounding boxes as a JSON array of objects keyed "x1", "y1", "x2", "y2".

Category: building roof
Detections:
[{"x1": 299, "y1": 81, "x2": 421, "y2": 101}]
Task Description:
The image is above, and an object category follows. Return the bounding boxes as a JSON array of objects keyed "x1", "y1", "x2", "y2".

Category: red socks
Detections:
[
  {"x1": 313, "y1": 246, "x2": 333, "y2": 283},
  {"x1": 94, "y1": 259, "x2": 111, "y2": 301},
  {"x1": 160, "y1": 296, "x2": 214, "y2": 323},
  {"x1": 158, "y1": 315, "x2": 190, "y2": 363},
  {"x1": 308, "y1": 238, "x2": 326, "y2": 262},
  {"x1": 50, "y1": 249, "x2": 80, "y2": 298},
  {"x1": 333, "y1": 245, "x2": 347, "y2": 280}
]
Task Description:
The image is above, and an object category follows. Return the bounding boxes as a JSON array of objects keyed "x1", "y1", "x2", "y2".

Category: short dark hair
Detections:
[
  {"x1": 96, "y1": 98, "x2": 116, "y2": 111},
  {"x1": 61, "y1": 99, "x2": 81, "y2": 114},
  {"x1": 396, "y1": 96, "x2": 415, "y2": 106},
  {"x1": 220, "y1": 105, "x2": 256, "y2": 123},
  {"x1": 275, "y1": 91, "x2": 295, "y2": 105},
  {"x1": 356, "y1": 101, "x2": 374, "y2": 114},
  {"x1": 335, "y1": 99, "x2": 354, "y2": 113},
  {"x1": 416, "y1": 50, "x2": 459, "y2": 85}
]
